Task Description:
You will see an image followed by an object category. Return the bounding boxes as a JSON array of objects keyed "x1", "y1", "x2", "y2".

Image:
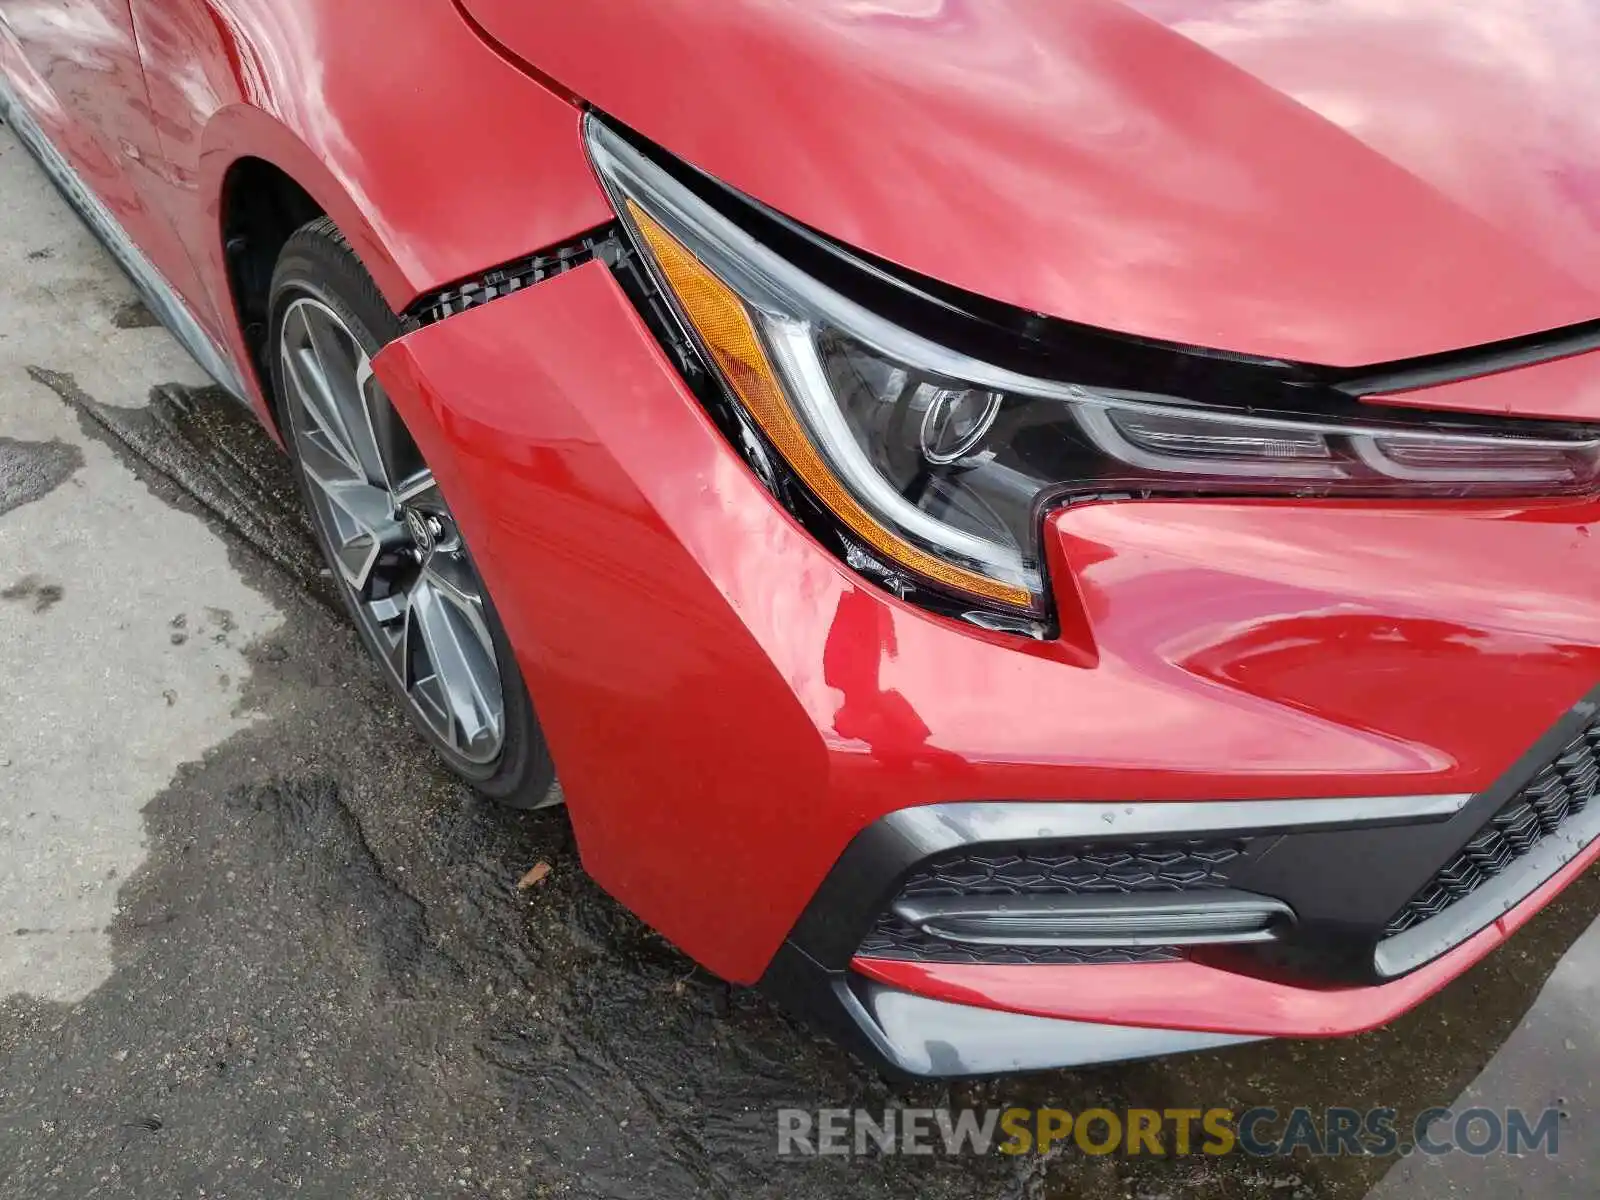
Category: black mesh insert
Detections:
[
  {"x1": 1384, "y1": 720, "x2": 1600, "y2": 938},
  {"x1": 858, "y1": 839, "x2": 1248, "y2": 965},
  {"x1": 407, "y1": 233, "x2": 607, "y2": 326},
  {"x1": 897, "y1": 841, "x2": 1247, "y2": 899}
]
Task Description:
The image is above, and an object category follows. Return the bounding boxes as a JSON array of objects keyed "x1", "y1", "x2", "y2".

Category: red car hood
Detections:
[{"x1": 462, "y1": 0, "x2": 1600, "y2": 368}]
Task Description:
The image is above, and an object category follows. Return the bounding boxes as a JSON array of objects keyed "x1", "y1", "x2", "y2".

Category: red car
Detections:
[{"x1": 6, "y1": 0, "x2": 1600, "y2": 1077}]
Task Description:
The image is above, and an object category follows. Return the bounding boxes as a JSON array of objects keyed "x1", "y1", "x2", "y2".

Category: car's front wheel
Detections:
[{"x1": 268, "y1": 217, "x2": 558, "y2": 808}]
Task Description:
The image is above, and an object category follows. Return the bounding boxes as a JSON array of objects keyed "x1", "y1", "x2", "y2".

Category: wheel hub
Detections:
[{"x1": 403, "y1": 505, "x2": 456, "y2": 555}]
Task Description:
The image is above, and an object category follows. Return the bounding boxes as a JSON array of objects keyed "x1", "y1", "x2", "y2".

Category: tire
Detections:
[{"x1": 268, "y1": 217, "x2": 558, "y2": 809}]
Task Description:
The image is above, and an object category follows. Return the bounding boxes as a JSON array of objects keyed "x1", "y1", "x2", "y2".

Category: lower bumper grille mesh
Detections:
[
  {"x1": 1383, "y1": 720, "x2": 1600, "y2": 938},
  {"x1": 897, "y1": 842, "x2": 1247, "y2": 899},
  {"x1": 859, "y1": 839, "x2": 1248, "y2": 965}
]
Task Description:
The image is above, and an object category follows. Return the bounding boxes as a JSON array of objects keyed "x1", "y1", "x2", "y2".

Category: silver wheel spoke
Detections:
[
  {"x1": 424, "y1": 554, "x2": 501, "y2": 713},
  {"x1": 287, "y1": 301, "x2": 398, "y2": 490},
  {"x1": 280, "y1": 296, "x2": 506, "y2": 764},
  {"x1": 396, "y1": 595, "x2": 451, "y2": 743},
  {"x1": 304, "y1": 473, "x2": 403, "y2": 592},
  {"x1": 354, "y1": 356, "x2": 418, "y2": 492},
  {"x1": 410, "y1": 574, "x2": 502, "y2": 756},
  {"x1": 283, "y1": 347, "x2": 360, "y2": 477},
  {"x1": 423, "y1": 552, "x2": 485, "y2": 619},
  {"x1": 392, "y1": 469, "x2": 439, "y2": 508}
]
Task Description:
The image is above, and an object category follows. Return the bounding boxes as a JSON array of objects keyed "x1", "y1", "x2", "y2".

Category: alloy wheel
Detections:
[{"x1": 279, "y1": 295, "x2": 505, "y2": 764}]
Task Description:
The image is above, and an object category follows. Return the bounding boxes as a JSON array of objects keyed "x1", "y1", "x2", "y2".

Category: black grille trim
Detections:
[
  {"x1": 859, "y1": 839, "x2": 1249, "y2": 965},
  {"x1": 896, "y1": 840, "x2": 1248, "y2": 899},
  {"x1": 1383, "y1": 718, "x2": 1600, "y2": 938},
  {"x1": 404, "y1": 226, "x2": 615, "y2": 327}
]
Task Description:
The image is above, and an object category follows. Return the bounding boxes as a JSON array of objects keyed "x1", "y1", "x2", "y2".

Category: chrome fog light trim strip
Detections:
[
  {"x1": 884, "y1": 793, "x2": 1474, "y2": 858},
  {"x1": 894, "y1": 890, "x2": 1294, "y2": 948}
]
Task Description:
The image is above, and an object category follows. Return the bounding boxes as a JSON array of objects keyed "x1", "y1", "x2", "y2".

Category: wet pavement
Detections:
[
  {"x1": 2, "y1": 120, "x2": 1597, "y2": 1199},
  {"x1": 1370, "y1": 917, "x2": 1600, "y2": 1198}
]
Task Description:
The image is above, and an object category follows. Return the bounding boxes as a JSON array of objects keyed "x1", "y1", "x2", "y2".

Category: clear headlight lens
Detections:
[{"x1": 586, "y1": 117, "x2": 1600, "y2": 617}]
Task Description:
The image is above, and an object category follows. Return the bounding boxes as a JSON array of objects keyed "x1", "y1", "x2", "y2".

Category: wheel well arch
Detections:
[{"x1": 218, "y1": 156, "x2": 325, "y2": 421}]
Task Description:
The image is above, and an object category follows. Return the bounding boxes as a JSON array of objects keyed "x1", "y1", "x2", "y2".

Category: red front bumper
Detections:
[
  {"x1": 371, "y1": 259, "x2": 1600, "y2": 1061},
  {"x1": 854, "y1": 827, "x2": 1600, "y2": 1039}
]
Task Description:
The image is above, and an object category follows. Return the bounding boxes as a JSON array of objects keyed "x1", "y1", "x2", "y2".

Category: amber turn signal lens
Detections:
[{"x1": 627, "y1": 201, "x2": 1034, "y2": 611}]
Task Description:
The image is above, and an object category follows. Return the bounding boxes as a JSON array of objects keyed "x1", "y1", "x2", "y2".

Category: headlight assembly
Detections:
[{"x1": 585, "y1": 116, "x2": 1600, "y2": 622}]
